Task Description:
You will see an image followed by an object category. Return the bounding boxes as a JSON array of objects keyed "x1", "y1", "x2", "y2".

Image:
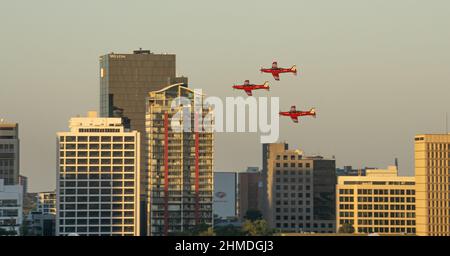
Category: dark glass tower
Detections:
[{"x1": 99, "y1": 49, "x2": 187, "y2": 235}]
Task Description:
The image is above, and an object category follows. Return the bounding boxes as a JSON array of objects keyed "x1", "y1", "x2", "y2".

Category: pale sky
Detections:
[{"x1": 1, "y1": 0, "x2": 449, "y2": 192}]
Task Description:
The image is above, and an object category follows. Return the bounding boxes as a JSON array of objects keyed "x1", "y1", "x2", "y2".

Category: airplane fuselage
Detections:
[
  {"x1": 260, "y1": 68, "x2": 294, "y2": 74},
  {"x1": 279, "y1": 111, "x2": 315, "y2": 117},
  {"x1": 233, "y1": 84, "x2": 269, "y2": 90}
]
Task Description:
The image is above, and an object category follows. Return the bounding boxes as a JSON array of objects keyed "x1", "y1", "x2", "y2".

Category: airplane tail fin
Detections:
[
  {"x1": 310, "y1": 108, "x2": 316, "y2": 118},
  {"x1": 291, "y1": 65, "x2": 298, "y2": 75}
]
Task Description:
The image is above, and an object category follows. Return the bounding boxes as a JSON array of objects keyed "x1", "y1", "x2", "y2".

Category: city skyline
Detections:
[{"x1": 1, "y1": 1, "x2": 450, "y2": 191}]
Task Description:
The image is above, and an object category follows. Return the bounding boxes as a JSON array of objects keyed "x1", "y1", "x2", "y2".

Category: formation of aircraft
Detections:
[
  {"x1": 260, "y1": 61, "x2": 297, "y2": 81},
  {"x1": 232, "y1": 60, "x2": 316, "y2": 125},
  {"x1": 232, "y1": 80, "x2": 270, "y2": 96},
  {"x1": 279, "y1": 106, "x2": 316, "y2": 123}
]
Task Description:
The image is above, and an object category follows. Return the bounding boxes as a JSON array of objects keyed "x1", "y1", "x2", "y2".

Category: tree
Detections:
[
  {"x1": 338, "y1": 223, "x2": 355, "y2": 234},
  {"x1": 199, "y1": 227, "x2": 215, "y2": 236},
  {"x1": 214, "y1": 224, "x2": 245, "y2": 236},
  {"x1": 170, "y1": 223, "x2": 213, "y2": 236},
  {"x1": 244, "y1": 209, "x2": 263, "y2": 221},
  {"x1": 242, "y1": 220, "x2": 273, "y2": 236},
  {"x1": 191, "y1": 223, "x2": 211, "y2": 236},
  {"x1": 20, "y1": 220, "x2": 31, "y2": 236}
]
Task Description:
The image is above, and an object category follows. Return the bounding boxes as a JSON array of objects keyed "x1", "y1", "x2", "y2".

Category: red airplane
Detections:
[
  {"x1": 260, "y1": 61, "x2": 297, "y2": 81},
  {"x1": 279, "y1": 106, "x2": 316, "y2": 123},
  {"x1": 232, "y1": 80, "x2": 270, "y2": 96}
]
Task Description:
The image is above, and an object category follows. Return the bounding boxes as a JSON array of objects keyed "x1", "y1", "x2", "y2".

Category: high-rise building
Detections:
[
  {"x1": 415, "y1": 134, "x2": 450, "y2": 236},
  {"x1": 99, "y1": 50, "x2": 187, "y2": 235},
  {"x1": 0, "y1": 121, "x2": 19, "y2": 185},
  {"x1": 262, "y1": 143, "x2": 336, "y2": 233},
  {"x1": 56, "y1": 111, "x2": 140, "y2": 236},
  {"x1": 238, "y1": 167, "x2": 262, "y2": 220},
  {"x1": 213, "y1": 171, "x2": 237, "y2": 220},
  {"x1": 0, "y1": 178, "x2": 23, "y2": 235},
  {"x1": 146, "y1": 83, "x2": 213, "y2": 236},
  {"x1": 336, "y1": 166, "x2": 416, "y2": 234}
]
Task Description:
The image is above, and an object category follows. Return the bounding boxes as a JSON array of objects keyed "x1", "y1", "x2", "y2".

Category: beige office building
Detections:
[
  {"x1": 415, "y1": 134, "x2": 450, "y2": 236},
  {"x1": 146, "y1": 84, "x2": 214, "y2": 236},
  {"x1": 263, "y1": 143, "x2": 336, "y2": 233},
  {"x1": 336, "y1": 166, "x2": 416, "y2": 234},
  {"x1": 56, "y1": 111, "x2": 140, "y2": 236}
]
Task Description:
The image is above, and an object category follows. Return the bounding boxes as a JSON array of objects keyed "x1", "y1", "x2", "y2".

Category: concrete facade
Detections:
[
  {"x1": 415, "y1": 134, "x2": 450, "y2": 236},
  {"x1": 336, "y1": 166, "x2": 416, "y2": 234},
  {"x1": 263, "y1": 143, "x2": 336, "y2": 233},
  {"x1": 56, "y1": 111, "x2": 140, "y2": 236}
]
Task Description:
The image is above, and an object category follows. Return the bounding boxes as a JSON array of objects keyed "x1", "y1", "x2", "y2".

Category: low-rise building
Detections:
[
  {"x1": 36, "y1": 191, "x2": 56, "y2": 215},
  {"x1": 0, "y1": 179, "x2": 23, "y2": 235},
  {"x1": 336, "y1": 166, "x2": 416, "y2": 234}
]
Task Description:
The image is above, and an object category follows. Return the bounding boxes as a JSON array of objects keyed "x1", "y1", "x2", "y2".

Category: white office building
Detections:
[
  {"x1": 0, "y1": 179, "x2": 23, "y2": 235},
  {"x1": 56, "y1": 111, "x2": 140, "y2": 236}
]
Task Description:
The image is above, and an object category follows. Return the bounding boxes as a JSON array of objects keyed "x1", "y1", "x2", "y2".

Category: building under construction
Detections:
[{"x1": 145, "y1": 83, "x2": 214, "y2": 236}]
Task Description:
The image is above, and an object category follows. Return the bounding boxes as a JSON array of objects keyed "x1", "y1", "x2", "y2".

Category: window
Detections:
[
  {"x1": 113, "y1": 136, "x2": 123, "y2": 142},
  {"x1": 124, "y1": 136, "x2": 134, "y2": 142},
  {"x1": 124, "y1": 144, "x2": 134, "y2": 149}
]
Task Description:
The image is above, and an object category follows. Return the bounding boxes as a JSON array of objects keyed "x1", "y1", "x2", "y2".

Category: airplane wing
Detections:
[
  {"x1": 290, "y1": 116, "x2": 299, "y2": 123},
  {"x1": 272, "y1": 73, "x2": 280, "y2": 81},
  {"x1": 244, "y1": 89, "x2": 253, "y2": 96}
]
